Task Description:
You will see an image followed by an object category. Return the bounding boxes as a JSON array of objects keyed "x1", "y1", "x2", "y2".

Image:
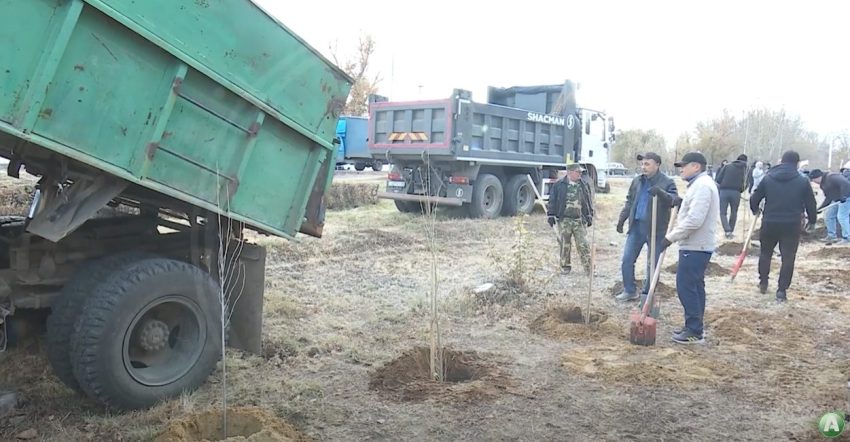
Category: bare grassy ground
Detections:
[{"x1": 1, "y1": 176, "x2": 848, "y2": 440}]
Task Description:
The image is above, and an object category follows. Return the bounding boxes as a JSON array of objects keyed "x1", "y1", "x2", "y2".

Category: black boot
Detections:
[
  {"x1": 775, "y1": 290, "x2": 787, "y2": 303},
  {"x1": 758, "y1": 281, "x2": 768, "y2": 294}
]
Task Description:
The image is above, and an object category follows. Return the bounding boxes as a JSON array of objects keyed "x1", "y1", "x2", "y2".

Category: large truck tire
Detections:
[
  {"x1": 70, "y1": 258, "x2": 222, "y2": 410},
  {"x1": 598, "y1": 182, "x2": 611, "y2": 194},
  {"x1": 371, "y1": 160, "x2": 383, "y2": 171},
  {"x1": 354, "y1": 163, "x2": 366, "y2": 172},
  {"x1": 46, "y1": 251, "x2": 156, "y2": 392},
  {"x1": 394, "y1": 200, "x2": 418, "y2": 213},
  {"x1": 469, "y1": 174, "x2": 504, "y2": 219},
  {"x1": 502, "y1": 175, "x2": 535, "y2": 216}
]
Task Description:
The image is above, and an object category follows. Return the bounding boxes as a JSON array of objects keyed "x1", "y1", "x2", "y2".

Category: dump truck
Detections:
[
  {"x1": 369, "y1": 82, "x2": 615, "y2": 217},
  {"x1": 335, "y1": 116, "x2": 383, "y2": 171},
  {"x1": 0, "y1": 0, "x2": 352, "y2": 410}
]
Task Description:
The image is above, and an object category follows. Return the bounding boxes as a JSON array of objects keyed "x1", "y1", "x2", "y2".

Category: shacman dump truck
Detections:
[
  {"x1": 0, "y1": 0, "x2": 352, "y2": 410},
  {"x1": 369, "y1": 82, "x2": 615, "y2": 217}
]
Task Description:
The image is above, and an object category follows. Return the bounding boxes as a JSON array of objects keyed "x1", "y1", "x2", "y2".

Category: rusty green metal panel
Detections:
[{"x1": 0, "y1": 0, "x2": 352, "y2": 239}]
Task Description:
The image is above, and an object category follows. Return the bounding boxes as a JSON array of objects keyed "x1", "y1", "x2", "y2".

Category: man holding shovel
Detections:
[
  {"x1": 615, "y1": 152, "x2": 680, "y2": 302},
  {"x1": 660, "y1": 152, "x2": 719, "y2": 344}
]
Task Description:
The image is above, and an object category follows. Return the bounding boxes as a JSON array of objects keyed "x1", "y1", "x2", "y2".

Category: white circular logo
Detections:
[
  {"x1": 456, "y1": 188, "x2": 463, "y2": 198},
  {"x1": 566, "y1": 114, "x2": 575, "y2": 130}
]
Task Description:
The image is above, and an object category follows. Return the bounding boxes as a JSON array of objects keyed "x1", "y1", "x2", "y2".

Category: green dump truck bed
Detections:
[{"x1": 0, "y1": 0, "x2": 352, "y2": 240}]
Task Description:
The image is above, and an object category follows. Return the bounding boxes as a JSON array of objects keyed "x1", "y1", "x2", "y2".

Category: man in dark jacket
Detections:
[
  {"x1": 750, "y1": 151, "x2": 817, "y2": 303},
  {"x1": 547, "y1": 163, "x2": 594, "y2": 274},
  {"x1": 715, "y1": 154, "x2": 749, "y2": 239},
  {"x1": 809, "y1": 168, "x2": 850, "y2": 245},
  {"x1": 614, "y1": 152, "x2": 680, "y2": 302}
]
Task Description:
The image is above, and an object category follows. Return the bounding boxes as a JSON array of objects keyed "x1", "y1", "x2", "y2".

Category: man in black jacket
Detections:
[
  {"x1": 614, "y1": 152, "x2": 680, "y2": 302},
  {"x1": 547, "y1": 163, "x2": 594, "y2": 274},
  {"x1": 808, "y1": 168, "x2": 850, "y2": 245},
  {"x1": 750, "y1": 151, "x2": 817, "y2": 303},
  {"x1": 715, "y1": 154, "x2": 749, "y2": 239}
]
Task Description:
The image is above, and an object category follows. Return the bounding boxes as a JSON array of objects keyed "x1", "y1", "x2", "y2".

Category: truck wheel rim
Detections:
[
  {"x1": 517, "y1": 185, "x2": 531, "y2": 208},
  {"x1": 484, "y1": 186, "x2": 496, "y2": 209},
  {"x1": 122, "y1": 296, "x2": 206, "y2": 387}
]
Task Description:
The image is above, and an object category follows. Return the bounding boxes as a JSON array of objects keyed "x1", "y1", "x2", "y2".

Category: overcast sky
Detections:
[{"x1": 254, "y1": 0, "x2": 848, "y2": 146}]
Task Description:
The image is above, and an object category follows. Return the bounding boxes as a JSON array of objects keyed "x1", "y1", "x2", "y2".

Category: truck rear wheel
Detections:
[
  {"x1": 469, "y1": 174, "x2": 504, "y2": 219},
  {"x1": 70, "y1": 258, "x2": 222, "y2": 410},
  {"x1": 502, "y1": 175, "x2": 535, "y2": 216},
  {"x1": 371, "y1": 160, "x2": 383, "y2": 171},
  {"x1": 46, "y1": 251, "x2": 156, "y2": 392},
  {"x1": 394, "y1": 200, "x2": 418, "y2": 213}
]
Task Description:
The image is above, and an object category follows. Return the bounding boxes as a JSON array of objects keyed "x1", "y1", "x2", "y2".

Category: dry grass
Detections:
[
  {"x1": 1, "y1": 176, "x2": 848, "y2": 440},
  {"x1": 323, "y1": 183, "x2": 379, "y2": 211}
]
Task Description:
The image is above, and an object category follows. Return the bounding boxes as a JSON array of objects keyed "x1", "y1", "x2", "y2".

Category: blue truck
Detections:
[{"x1": 335, "y1": 116, "x2": 384, "y2": 171}]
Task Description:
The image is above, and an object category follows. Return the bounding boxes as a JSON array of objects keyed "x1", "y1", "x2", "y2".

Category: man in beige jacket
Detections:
[{"x1": 661, "y1": 152, "x2": 720, "y2": 344}]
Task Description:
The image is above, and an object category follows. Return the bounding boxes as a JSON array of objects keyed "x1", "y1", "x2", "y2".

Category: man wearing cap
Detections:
[
  {"x1": 750, "y1": 151, "x2": 817, "y2": 302},
  {"x1": 614, "y1": 152, "x2": 680, "y2": 302},
  {"x1": 660, "y1": 152, "x2": 719, "y2": 344},
  {"x1": 715, "y1": 154, "x2": 750, "y2": 239},
  {"x1": 808, "y1": 168, "x2": 850, "y2": 245},
  {"x1": 547, "y1": 163, "x2": 594, "y2": 274}
]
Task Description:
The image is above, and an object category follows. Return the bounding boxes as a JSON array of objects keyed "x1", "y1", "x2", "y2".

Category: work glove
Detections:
[
  {"x1": 649, "y1": 186, "x2": 673, "y2": 202},
  {"x1": 670, "y1": 195, "x2": 682, "y2": 208},
  {"x1": 616, "y1": 220, "x2": 625, "y2": 234},
  {"x1": 585, "y1": 218, "x2": 592, "y2": 228},
  {"x1": 547, "y1": 216, "x2": 556, "y2": 227},
  {"x1": 659, "y1": 238, "x2": 673, "y2": 251}
]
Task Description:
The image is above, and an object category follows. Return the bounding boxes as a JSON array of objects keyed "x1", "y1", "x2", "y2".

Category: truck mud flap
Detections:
[
  {"x1": 299, "y1": 148, "x2": 333, "y2": 238},
  {"x1": 377, "y1": 191, "x2": 463, "y2": 207}
]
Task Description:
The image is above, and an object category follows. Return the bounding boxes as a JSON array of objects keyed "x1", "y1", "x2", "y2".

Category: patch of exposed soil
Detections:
[
  {"x1": 715, "y1": 241, "x2": 759, "y2": 256},
  {"x1": 368, "y1": 347, "x2": 509, "y2": 402},
  {"x1": 799, "y1": 268, "x2": 850, "y2": 294},
  {"x1": 705, "y1": 308, "x2": 811, "y2": 348},
  {"x1": 530, "y1": 306, "x2": 621, "y2": 341},
  {"x1": 808, "y1": 247, "x2": 850, "y2": 261},
  {"x1": 609, "y1": 280, "x2": 676, "y2": 299},
  {"x1": 666, "y1": 261, "x2": 728, "y2": 277},
  {"x1": 154, "y1": 407, "x2": 312, "y2": 442},
  {"x1": 562, "y1": 345, "x2": 735, "y2": 388}
]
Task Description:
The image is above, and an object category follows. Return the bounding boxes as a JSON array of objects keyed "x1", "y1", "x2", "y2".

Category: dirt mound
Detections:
[
  {"x1": 715, "y1": 241, "x2": 759, "y2": 256},
  {"x1": 704, "y1": 308, "x2": 811, "y2": 349},
  {"x1": 666, "y1": 261, "x2": 728, "y2": 277},
  {"x1": 808, "y1": 247, "x2": 850, "y2": 261},
  {"x1": 154, "y1": 407, "x2": 311, "y2": 442},
  {"x1": 609, "y1": 280, "x2": 676, "y2": 299},
  {"x1": 530, "y1": 306, "x2": 621, "y2": 341},
  {"x1": 369, "y1": 347, "x2": 509, "y2": 401},
  {"x1": 800, "y1": 268, "x2": 850, "y2": 294},
  {"x1": 562, "y1": 345, "x2": 735, "y2": 388}
]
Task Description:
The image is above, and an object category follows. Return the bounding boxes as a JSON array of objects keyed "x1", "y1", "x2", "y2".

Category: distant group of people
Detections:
[{"x1": 545, "y1": 148, "x2": 849, "y2": 345}]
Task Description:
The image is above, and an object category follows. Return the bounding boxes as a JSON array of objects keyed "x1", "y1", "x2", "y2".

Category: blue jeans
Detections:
[
  {"x1": 621, "y1": 220, "x2": 665, "y2": 295},
  {"x1": 825, "y1": 199, "x2": 850, "y2": 240},
  {"x1": 676, "y1": 250, "x2": 712, "y2": 336}
]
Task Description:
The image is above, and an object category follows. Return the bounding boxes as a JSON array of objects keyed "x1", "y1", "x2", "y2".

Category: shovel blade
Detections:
[{"x1": 629, "y1": 311, "x2": 657, "y2": 346}]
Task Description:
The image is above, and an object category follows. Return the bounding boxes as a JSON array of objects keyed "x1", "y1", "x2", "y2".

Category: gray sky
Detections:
[{"x1": 255, "y1": 0, "x2": 849, "y2": 145}]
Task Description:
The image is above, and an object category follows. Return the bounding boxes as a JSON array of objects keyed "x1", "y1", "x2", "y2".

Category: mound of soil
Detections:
[
  {"x1": 530, "y1": 306, "x2": 620, "y2": 341},
  {"x1": 369, "y1": 347, "x2": 509, "y2": 402},
  {"x1": 808, "y1": 247, "x2": 850, "y2": 261},
  {"x1": 800, "y1": 268, "x2": 850, "y2": 294},
  {"x1": 609, "y1": 280, "x2": 676, "y2": 299},
  {"x1": 154, "y1": 407, "x2": 311, "y2": 442},
  {"x1": 715, "y1": 241, "x2": 759, "y2": 256},
  {"x1": 704, "y1": 308, "x2": 812, "y2": 349},
  {"x1": 562, "y1": 345, "x2": 735, "y2": 388},
  {"x1": 666, "y1": 261, "x2": 728, "y2": 277}
]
